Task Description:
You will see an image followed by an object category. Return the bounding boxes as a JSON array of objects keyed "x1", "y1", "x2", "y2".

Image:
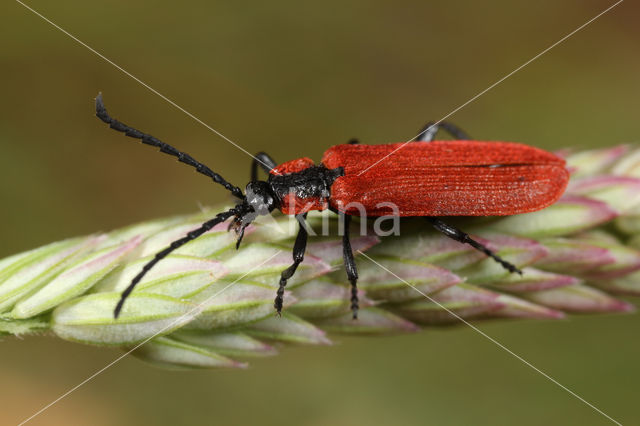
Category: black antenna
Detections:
[
  {"x1": 95, "y1": 93, "x2": 244, "y2": 199},
  {"x1": 114, "y1": 206, "x2": 242, "y2": 318}
]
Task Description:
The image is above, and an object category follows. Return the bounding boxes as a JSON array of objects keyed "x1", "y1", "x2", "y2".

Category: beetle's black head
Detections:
[
  {"x1": 245, "y1": 181, "x2": 279, "y2": 215},
  {"x1": 229, "y1": 181, "x2": 279, "y2": 249}
]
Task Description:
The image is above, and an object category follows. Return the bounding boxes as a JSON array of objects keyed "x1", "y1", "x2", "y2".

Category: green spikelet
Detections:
[{"x1": 1, "y1": 145, "x2": 640, "y2": 369}]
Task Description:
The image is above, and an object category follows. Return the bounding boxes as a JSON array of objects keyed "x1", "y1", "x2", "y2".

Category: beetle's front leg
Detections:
[
  {"x1": 427, "y1": 217, "x2": 522, "y2": 274},
  {"x1": 251, "y1": 152, "x2": 278, "y2": 182},
  {"x1": 274, "y1": 213, "x2": 308, "y2": 315}
]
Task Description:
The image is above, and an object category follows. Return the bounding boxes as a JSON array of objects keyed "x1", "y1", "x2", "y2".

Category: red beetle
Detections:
[{"x1": 96, "y1": 94, "x2": 569, "y2": 318}]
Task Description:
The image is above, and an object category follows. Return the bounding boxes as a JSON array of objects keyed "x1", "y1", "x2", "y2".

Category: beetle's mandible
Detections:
[{"x1": 95, "y1": 94, "x2": 569, "y2": 319}]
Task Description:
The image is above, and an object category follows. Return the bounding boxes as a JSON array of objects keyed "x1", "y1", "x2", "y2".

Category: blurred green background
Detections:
[{"x1": 2, "y1": 0, "x2": 639, "y2": 425}]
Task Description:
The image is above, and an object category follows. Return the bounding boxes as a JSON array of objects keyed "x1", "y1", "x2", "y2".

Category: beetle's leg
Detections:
[
  {"x1": 274, "y1": 213, "x2": 309, "y2": 315},
  {"x1": 414, "y1": 121, "x2": 471, "y2": 142},
  {"x1": 341, "y1": 213, "x2": 360, "y2": 318},
  {"x1": 251, "y1": 152, "x2": 277, "y2": 181},
  {"x1": 426, "y1": 217, "x2": 522, "y2": 274}
]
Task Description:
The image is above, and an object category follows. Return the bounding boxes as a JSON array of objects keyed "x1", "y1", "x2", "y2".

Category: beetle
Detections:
[{"x1": 95, "y1": 94, "x2": 569, "y2": 319}]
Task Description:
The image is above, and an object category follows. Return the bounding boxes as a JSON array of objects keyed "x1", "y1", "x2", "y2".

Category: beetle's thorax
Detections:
[{"x1": 268, "y1": 158, "x2": 343, "y2": 215}]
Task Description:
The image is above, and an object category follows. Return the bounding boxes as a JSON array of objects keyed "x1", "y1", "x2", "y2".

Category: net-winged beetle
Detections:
[{"x1": 95, "y1": 94, "x2": 569, "y2": 319}]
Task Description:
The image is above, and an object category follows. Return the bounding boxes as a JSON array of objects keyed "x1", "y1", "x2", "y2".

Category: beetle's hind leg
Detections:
[
  {"x1": 274, "y1": 213, "x2": 309, "y2": 315},
  {"x1": 414, "y1": 121, "x2": 471, "y2": 142},
  {"x1": 427, "y1": 217, "x2": 522, "y2": 274},
  {"x1": 251, "y1": 152, "x2": 277, "y2": 181},
  {"x1": 341, "y1": 213, "x2": 359, "y2": 318}
]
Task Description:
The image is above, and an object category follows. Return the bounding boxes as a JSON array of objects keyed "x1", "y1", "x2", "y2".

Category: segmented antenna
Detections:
[
  {"x1": 114, "y1": 206, "x2": 241, "y2": 318},
  {"x1": 95, "y1": 93, "x2": 244, "y2": 199}
]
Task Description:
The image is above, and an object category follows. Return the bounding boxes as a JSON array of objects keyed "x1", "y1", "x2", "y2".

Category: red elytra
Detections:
[{"x1": 271, "y1": 140, "x2": 569, "y2": 216}]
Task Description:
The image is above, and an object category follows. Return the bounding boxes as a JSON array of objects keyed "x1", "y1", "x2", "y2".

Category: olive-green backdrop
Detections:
[{"x1": 1, "y1": 1, "x2": 639, "y2": 425}]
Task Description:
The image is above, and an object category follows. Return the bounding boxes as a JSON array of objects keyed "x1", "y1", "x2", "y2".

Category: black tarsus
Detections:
[
  {"x1": 251, "y1": 152, "x2": 277, "y2": 181},
  {"x1": 414, "y1": 121, "x2": 471, "y2": 142},
  {"x1": 341, "y1": 213, "x2": 359, "y2": 319},
  {"x1": 114, "y1": 206, "x2": 241, "y2": 318},
  {"x1": 234, "y1": 223, "x2": 249, "y2": 249},
  {"x1": 274, "y1": 213, "x2": 309, "y2": 315},
  {"x1": 426, "y1": 217, "x2": 522, "y2": 274},
  {"x1": 95, "y1": 93, "x2": 244, "y2": 199}
]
